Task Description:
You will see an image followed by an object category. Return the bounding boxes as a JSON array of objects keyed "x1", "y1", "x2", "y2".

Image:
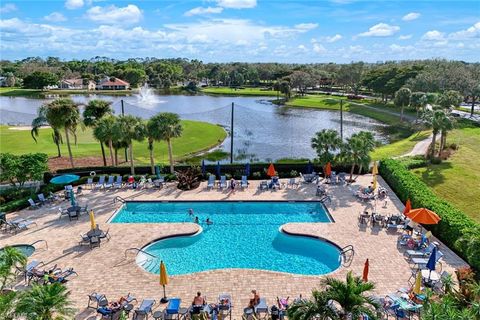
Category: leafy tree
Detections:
[
  {"x1": 287, "y1": 290, "x2": 337, "y2": 320},
  {"x1": 41, "y1": 99, "x2": 80, "y2": 168},
  {"x1": 311, "y1": 129, "x2": 342, "y2": 169},
  {"x1": 4, "y1": 72, "x2": 16, "y2": 87},
  {"x1": 93, "y1": 116, "x2": 117, "y2": 166},
  {"x1": 22, "y1": 71, "x2": 58, "y2": 89},
  {"x1": 83, "y1": 99, "x2": 113, "y2": 166},
  {"x1": 422, "y1": 109, "x2": 445, "y2": 158},
  {"x1": 437, "y1": 90, "x2": 463, "y2": 109},
  {"x1": 410, "y1": 92, "x2": 428, "y2": 119},
  {"x1": 115, "y1": 115, "x2": 146, "y2": 174},
  {"x1": 438, "y1": 111, "x2": 455, "y2": 153},
  {"x1": 340, "y1": 132, "x2": 375, "y2": 182},
  {"x1": 122, "y1": 68, "x2": 147, "y2": 87},
  {"x1": 15, "y1": 283, "x2": 74, "y2": 320},
  {"x1": 0, "y1": 246, "x2": 27, "y2": 290},
  {"x1": 147, "y1": 113, "x2": 183, "y2": 174},
  {"x1": 31, "y1": 105, "x2": 63, "y2": 158},
  {"x1": 337, "y1": 62, "x2": 364, "y2": 95},
  {"x1": 0, "y1": 153, "x2": 48, "y2": 187},
  {"x1": 394, "y1": 87, "x2": 411, "y2": 121},
  {"x1": 288, "y1": 71, "x2": 315, "y2": 96},
  {"x1": 0, "y1": 291, "x2": 17, "y2": 320}
]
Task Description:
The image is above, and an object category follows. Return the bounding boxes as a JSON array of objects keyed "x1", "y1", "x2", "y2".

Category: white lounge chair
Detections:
[
  {"x1": 287, "y1": 178, "x2": 298, "y2": 188},
  {"x1": 104, "y1": 176, "x2": 115, "y2": 189},
  {"x1": 412, "y1": 251, "x2": 444, "y2": 267},
  {"x1": 207, "y1": 175, "x2": 215, "y2": 190},
  {"x1": 241, "y1": 176, "x2": 248, "y2": 189},
  {"x1": 86, "y1": 178, "x2": 93, "y2": 189},
  {"x1": 95, "y1": 176, "x2": 106, "y2": 189},
  {"x1": 219, "y1": 176, "x2": 227, "y2": 189},
  {"x1": 406, "y1": 243, "x2": 436, "y2": 259},
  {"x1": 37, "y1": 193, "x2": 49, "y2": 205},
  {"x1": 28, "y1": 198, "x2": 40, "y2": 209}
]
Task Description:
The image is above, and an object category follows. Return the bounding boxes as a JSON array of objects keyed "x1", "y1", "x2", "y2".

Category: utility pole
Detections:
[
  {"x1": 340, "y1": 99, "x2": 344, "y2": 142},
  {"x1": 121, "y1": 99, "x2": 128, "y2": 162},
  {"x1": 230, "y1": 102, "x2": 234, "y2": 164}
]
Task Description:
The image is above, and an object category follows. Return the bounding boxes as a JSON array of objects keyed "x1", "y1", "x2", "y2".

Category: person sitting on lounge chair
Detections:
[
  {"x1": 192, "y1": 291, "x2": 206, "y2": 306},
  {"x1": 248, "y1": 290, "x2": 260, "y2": 308}
]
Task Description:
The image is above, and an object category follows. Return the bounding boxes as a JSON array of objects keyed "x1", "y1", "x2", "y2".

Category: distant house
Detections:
[
  {"x1": 97, "y1": 77, "x2": 130, "y2": 90},
  {"x1": 59, "y1": 78, "x2": 95, "y2": 90}
]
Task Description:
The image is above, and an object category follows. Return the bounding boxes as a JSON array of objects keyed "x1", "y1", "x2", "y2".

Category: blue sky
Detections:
[{"x1": 0, "y1": 0, "x2": 479, "y2": 62}]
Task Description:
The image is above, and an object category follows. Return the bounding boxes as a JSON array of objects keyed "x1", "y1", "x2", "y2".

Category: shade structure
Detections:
[
  {"x1": 426, "y1": 247, "x2": 437, "y2": 272},
  {"x1": 245, "y1": 163, "x2": 250, "y2": 176},
  {"x1": 216, "y1": 161, "x2": 221, "y2": 178},
  {"x1": 201, "y1": 160, "x2": 206, "y2": 175},
  {"x1": 50, "y1": 174, "x2": 80, "y2": 185},
  {"x1": 372, "y1": 161, "x2": 378, "y2": 175},
  {"x1": 362, "y1": 258, "x2": 369, "y2": 282},
  {"x1": 70, "y1": 190, "x2": 76, "y2": 207},
  {"x1": 267, "y1": 163, "x2": 276, "y2": 177},
  {"x1": 413, "y1": 271, "x2": 422, "y2": 294},
  {"x1": 406, "y1": 208, "x2": 441, "y2": 225},
  {"x1": 324, "y1": 162, "x2": 332, "y2": 177},
  {"x1": 89, "y1": 210, "x2": 96, "y2": 230},
  {"x1": 403, "y1": 199, "x2": 412, "y2": 215},
  {"x1": 372, "y1": 175, "x2": 377, "y2": 190},
  {"x1": 160, "y1": 261, "x2": 169, "y2": 303},
  {"x1": 306, "y1": 161, "x2": 313, "y2": 174}
]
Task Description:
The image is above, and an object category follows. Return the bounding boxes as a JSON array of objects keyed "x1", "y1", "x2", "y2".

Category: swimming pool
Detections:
[{"x1": 111, "y1": 201, "x2": 341, "y2": 275}]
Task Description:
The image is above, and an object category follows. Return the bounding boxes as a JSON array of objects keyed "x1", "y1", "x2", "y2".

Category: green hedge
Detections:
[{"x1": 379, "y1": 158, "x2": 479, "y2": 270}]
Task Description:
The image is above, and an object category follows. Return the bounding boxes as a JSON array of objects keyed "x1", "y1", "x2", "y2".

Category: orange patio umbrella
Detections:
[
  {"x1": 324, "y1": 162, "x2": 332, "y2": 177},
  {"x1": 362, "y1": 259, "x2": 369, "y2": 282},
  {"x1": 403, "y1": 199, "x2": 412, "y2": 215},
  {"x1": 406, "y1": 208, "x2": 441, "y2": 225},
  {"x1": 267, "y1": 163, "x2": 276, "y2": 177}
]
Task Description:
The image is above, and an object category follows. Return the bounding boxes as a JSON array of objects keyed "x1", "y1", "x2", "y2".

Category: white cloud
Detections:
[
  {"x1": 65, "y1": 0, "x2": 84, "y2": 10},
  {"x1": 86, "y1": 4, "x2": 142, "y2": 24},
  {"x1": 0, "y1": 3, "x2": 17, "y2": 13},
  {"x1": 389, "y1": 44, "x2": 413, "y2": 52},
  {"x1": 422, "y1": 30, "x2": 445, "y2": 41},
  {"x1": 398, "y1": 34, "x2": 412, "y2": 40},
  {"x1": 313, "y1": 43, "x2": 327, "y2": 53},
  {"x1": 402, "y1": 12, "x2": 420, "y2": 21},
  {"x1": 449, "y1": 21, "x2": 480, "y2": 40},
  {"x1": 216, "y1": 0, "x2": 256, "y2": 9},
  {"x1": 184, "y1": 7, "x2": 223, "y2": 16},
  {"x1": 325, "y1": 34, "x2": 342, "y2": 42},
  {"x1": 294, "y1": 23, "x2": 318, "y2": 31},
  {"x1": 297, "y1": 44, "x2": 307, "y2": 52},
  {"x1": 44, "y1": 12, "x2": 67, "y2": 22},
  {"x1": 359, "y1": 23, "x2": 400, "y2": 37}
]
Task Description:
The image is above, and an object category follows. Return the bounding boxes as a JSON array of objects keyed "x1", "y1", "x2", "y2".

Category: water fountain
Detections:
[{"x1": 136, "y1": 83, "x2": 162, "y2": 105}]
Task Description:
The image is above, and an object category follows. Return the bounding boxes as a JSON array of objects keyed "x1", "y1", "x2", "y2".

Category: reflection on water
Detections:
[{"x1": 0, "y1": 94, "x2": 387, "y2": 161}]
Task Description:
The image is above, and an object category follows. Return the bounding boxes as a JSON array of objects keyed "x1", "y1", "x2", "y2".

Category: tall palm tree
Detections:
[
  {"x1": 287, "y1": 290, "x2": 337, "y2": 320},
  {"x1": 147, "y1": 113, "x2": 183, "y2": 174},
  {"x1": 15, "y1": 283, "x2": 74, "y2": 320},
  {"x1": 31, "y1": 105, "x2": 63, "y2": 158},
  {"x1": 439, "y1": 111, "x2": 455, "y2": 154},
  {"x1": 340, "y1": 132, "x2": 375, "y2": 182},
  {"x1": 394, "y1": 87, "x2": 411, "y2": 122},
  {"x1": 423, "y1": 109, "x2": 444, "y2": 159},
  {"x1": 115, "y1": 115, "x2": 146, "y2": 175},
  {"x1": 311, "y1": 129, "x2": 342, "y2": 169},
  {"x1": 42, "y1": 99, "x2": 80, "y2": 168},
  {"x1": 93, "y1": 115, "x2": 116, "y2": 166},
  {"x1": 83, "y1": 99, "x2": 113, "y2": 166}
]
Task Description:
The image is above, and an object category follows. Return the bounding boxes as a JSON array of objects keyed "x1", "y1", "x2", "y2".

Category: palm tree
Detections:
[
  {"x1": 0, "y1": 246, "x2": 27, "y2": 290},
  {"x1": 311, "y1": 129, "x2": 342, "y2": 169},
  {"x1": 42, "y1": 99, "x2": 80, "y2": 168},
  {"x1": 287, "y1": 290, "x2": 337, "y2": 320},
  {"x1": 31, "y1": 106, "x2": 63, "y2": 158},
  {"x1": 340, "y1": 132, "x2": 375, "y2": 182},
  {"x1": 147, "y1": 113, "x2": 183, "y2": 174},
  {"x1": 394, "y1": 87, "x2": 411, "y2": 122},
  {"x1": 115, "y1": 115, "x2": 146, "y2": 175},
  {"x1": 83, "y1": 99, "x2": 113, "y2": 166},
  {"x1": 439, "y1": 111, "x2": 455, "y2": 154},
  {"x1": 15, "y1": 283, "x2": 74, "y2": 320},
  {"x1": 93, "y1": 115, "x2": 116, "y2": 166},
  {"x1": 423, "y1": 109, "x2": 445, "y2": 159}
]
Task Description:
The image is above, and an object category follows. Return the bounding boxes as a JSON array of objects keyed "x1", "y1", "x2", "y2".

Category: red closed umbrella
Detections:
[
  {"x1": 362, "y1": 259, "x2": 369, "y2": 282},
  {"x1": 267, "y1": 163, "x2": 276, "y2": 177},
  {"x1": 324, "y1": 162, "x2": 332, "y2": 177},
  {"x1": 403, "y1": 199, "x2": 411, "y2": 215}
]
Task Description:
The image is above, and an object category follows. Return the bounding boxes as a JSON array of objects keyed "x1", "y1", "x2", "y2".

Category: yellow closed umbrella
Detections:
[
  {"x1": 89, "y1": 210, "x2": 96, "y2": 230},
  {"x1": 372, "y1": 174, "x2": 377, "y2": 190},
  {"x1": 160, "y1": 261, "x2": 169, "y2": 303},
  {"x1": 372, "y1": 161, "x2": 378, "y2": 175},
  {"x1": 413, "y1": 271, "x2": 422, "y2": 295}
]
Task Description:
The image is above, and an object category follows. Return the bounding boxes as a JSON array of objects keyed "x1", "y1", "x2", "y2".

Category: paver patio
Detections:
[{"x1": 0, "y1": 175, "x2": 467, "y2": 319}]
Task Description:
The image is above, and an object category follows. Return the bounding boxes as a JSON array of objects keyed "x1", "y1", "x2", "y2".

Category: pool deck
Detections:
[{"x1": 0, "y1": 175, "x2": 467, "y2": 319}]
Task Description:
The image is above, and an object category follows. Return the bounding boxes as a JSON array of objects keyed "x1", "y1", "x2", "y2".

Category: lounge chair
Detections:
[
  {"x1": 20, "y1": 260, "x2": 44, "y2": 281},
  {"x1": 241, "y1": 176, "x2": 248, "y2": 189},
  {"x1": 133, "y1": 299, "x2": 156, "y2": 320},
  {"x1": 255, "y1": 298, "x2": 269, "y2": 319},
  {"x1": 104, "y1": 176, "x2": 115, "y2": 189},
  {"x1": 86, "y1": 178, "x2": 94, "y2": 189},
  {"x1": 47, "y1": 267, "x2": 78, "y2": 283},
  {"x1": 88, "y1": 292, "x2": 108, "y2": 309},
  {"x1": 7, "y1": 218, "x2": 37, "y2": 233},
  {"x1": 338, "y1": 172, "x2": 346, "y2": 185},
  {"x1": 58, "y1": 208, "x2": 70, "y2": 219},
  {"x1": 95, "y1": 176, "x2": 106, "y2": 189},
  {"x1": 218, "y1": 293, "x2": 232, "y2": 320},
  {"x1": 406, "y1": 243, "x2": 436, "y2": 259},
  {"x1": 99, "y1": 229, "x2": 111, "y2": 241},
  {"x1": 113, "y1": 175, "x2": 123, "y2": 189},
  {"x1": 37, "y1": 193, "x2": 50, "y2": 205},
  {"x1": 287, "y1": 178, "x2": 298, "y2": 188},
  {"x1": 28, "y1": 198, "x2": 40, "y2": 209},
  {"x1": 219, "y1": 176, "x2": 227, "y2": 189},
  {"x1": 259, "y1": 181, "x2": 268, "y2": 190},
  {"x1": 411, "y1": 251, "x2": 444, "y2": 267},
  {"x1": 207, "y1": 175, "x2": 215, "y2": 190},
  {"x1": 79, "y1": 234, "x2": 91, "y2": 246}
]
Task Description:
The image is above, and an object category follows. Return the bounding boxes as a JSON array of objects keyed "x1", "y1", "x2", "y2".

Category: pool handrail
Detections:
[
  {"x1": 30, "y1": 239, "x2": 48, "y2": 250},
  {"x1": 340, "y1": 245, "x2": 355, "y2": 266},
  {"x1": 113, "y1": 196, "x2": 126, "y2": 204},
  {"x1": 124, "y1": 247, "x2": 156, "y2": 259}
]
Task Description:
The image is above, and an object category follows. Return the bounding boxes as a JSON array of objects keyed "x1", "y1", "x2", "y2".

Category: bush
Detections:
[
  {"x1": 290, "y1": 170, "x2": 299, "y2": 177},
  {"x1": 397, "y1": 156, "x2": 428, "y2": 169},
  {"x1": 252, "y1": 171, "x2": 262, "y2": 179},
  {"x1": 431, "y1": 157, "x2": 442, "y2": 164},
  {"x1": 379, "y1": 158, "x2": 479, "y2": 271}
]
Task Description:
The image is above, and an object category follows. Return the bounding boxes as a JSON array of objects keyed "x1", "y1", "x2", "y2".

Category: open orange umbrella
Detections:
[
  {"x1": 403, "y1": 199, "x2": 412, "y2": 215},
  {"x1": 267, "y1": 163, "x2": 276, "y2": 177},
  {"x1": 324, "y1": 162, "x2": 332, "y2": 177},
  {"x1": 406, "y1": 208, "x2": 441, "y2": 225},
  {"x1": 362, "y1": 259, "x2": 369, "y2": 282}
]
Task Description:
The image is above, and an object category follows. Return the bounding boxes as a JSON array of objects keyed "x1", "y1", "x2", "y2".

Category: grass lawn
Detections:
[
  {"x1": 0, "y1": 87, "x2": 134, "y2": 96},
  {"x1": 0, "y1": 87, "x2": 43, "y2": 97},
  {"x1": 370, "y1": 131, "x2": 430, "y2": 160},
  {"x1": 202, "y1": 87, "x2": 279, "y2": 96},
  {"x1": 0, "y1": 120, "x2": 227, "y2": 165},
  {"x1": 411, "y1": 124, "x2": 480, "y2": 222}
]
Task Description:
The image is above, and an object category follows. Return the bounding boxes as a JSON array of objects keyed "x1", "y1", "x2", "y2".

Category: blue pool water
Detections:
[{"x1": 111, "y1": 201, "x2": 341, "y2": 275}]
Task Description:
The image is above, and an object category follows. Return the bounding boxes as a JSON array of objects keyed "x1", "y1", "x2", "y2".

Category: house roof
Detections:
[
  {"x1": 61, "y1": 78, "x2": 83, "y2": 86},
  {"x1": 99, "y1": 77, "x2": 130, "y2": 86}
]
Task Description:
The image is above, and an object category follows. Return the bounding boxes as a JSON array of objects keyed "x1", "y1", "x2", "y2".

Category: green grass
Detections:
[
  {"x1": 0, "y1": 121, "x2": 227, "y2": 165},
  {"x1": 411, "y1": 125, "x2": 480, "y2": 222},
  {"x1": 285, "y1": 94, "x2": 348, "y2": 110},
  {"x1": 0, "y1": 87, "x2": 133, "y2": 97},
  {"x1": 202, "y1": 87, "x2": 279, "y2": 96},
  {"x1": 370, "y1": 131, "x2": 430, "y2": 160},
  {"x1": 0, "y1": 87, "x2": 43, "y2": 97}
]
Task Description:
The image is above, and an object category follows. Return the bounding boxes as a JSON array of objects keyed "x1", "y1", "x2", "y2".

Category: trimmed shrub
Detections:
[{"x1": 379, "y1": 158, "x2": 479, "y2": 270}]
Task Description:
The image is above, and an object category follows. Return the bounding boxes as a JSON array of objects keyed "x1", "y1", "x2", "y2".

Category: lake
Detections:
[{"x1": 0, "y1": 93, "x2": 387, "y2": 161}]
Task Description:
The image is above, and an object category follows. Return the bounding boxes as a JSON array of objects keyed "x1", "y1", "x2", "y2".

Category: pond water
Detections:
[{"x1": 0, "y1": 93, "x2": 386, "y2": 161}]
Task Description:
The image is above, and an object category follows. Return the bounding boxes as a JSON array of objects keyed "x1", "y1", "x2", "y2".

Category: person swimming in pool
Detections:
[
  {"x1": 206, "y1": 218, "x2": 213, "y2": 225},
  {"x1": 188, "y1": 208, "x2": 194, "y2": 216},
  {"x1": 194, "y1": 216, "x2": 199, "y2": 224}
]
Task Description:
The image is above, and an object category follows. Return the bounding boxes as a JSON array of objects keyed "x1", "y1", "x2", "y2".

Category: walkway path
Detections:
[{"x1": 401, "y1": 134, "x2": 432, "y2": 157}]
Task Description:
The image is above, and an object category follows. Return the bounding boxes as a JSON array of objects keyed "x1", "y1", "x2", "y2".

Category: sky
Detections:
[{"x1": 0, "y1": 0, "x2": 479, "y2": 63}]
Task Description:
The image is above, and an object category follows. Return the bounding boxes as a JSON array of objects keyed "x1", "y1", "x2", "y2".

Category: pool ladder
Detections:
[
  {"x1": 30, "y1": 240, "x2": 48, "y2": 250},
  {"x1": 125, "y1": 247, "x2": 158, "y2": 272},
  {"x1": 113, "y1": 196, "x2": 126, "y2": 204},
  {"x1": 340, "y1": 245, "x2": 354, "y2": 266}
]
